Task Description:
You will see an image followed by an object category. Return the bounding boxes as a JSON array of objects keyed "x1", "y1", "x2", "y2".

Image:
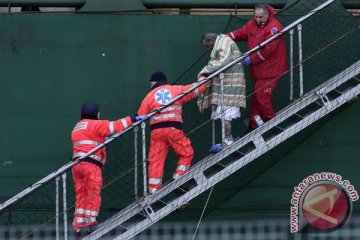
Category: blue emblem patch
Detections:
[
  {"x1": 155, "y1": 89, "x2": 172, "y2": 104},
  {"x1": 271, "y1": 26, "x2": 278, "y2": 35}
]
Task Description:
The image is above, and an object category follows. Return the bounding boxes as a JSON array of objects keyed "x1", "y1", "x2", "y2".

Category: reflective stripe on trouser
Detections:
[
  {"x1": 173, "y1": 164, "x2": 189, "y2": 180},
  {"x1": 148, "y1": 178, "x2": 162, "y2": 194},
  {"x1": 147, "y1": 128, "x2": 194, "y2": 192},
  {"x1": 72, "y1": 152, "x2": 105, "y2": 165},
  {"x1": 73, "y1": 216, "x2": 97, "y2": 225},
  {"x1": 249, "y1": 78, "x2": 280, "y2": 129},
  {"x1": 72, "y1": 162, "x2": 102, "y2": 230}
]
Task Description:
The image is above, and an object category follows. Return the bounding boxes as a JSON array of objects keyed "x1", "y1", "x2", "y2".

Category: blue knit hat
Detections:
[{"x1": 81, "y1": 102, "x2": 99, "y2": 119}]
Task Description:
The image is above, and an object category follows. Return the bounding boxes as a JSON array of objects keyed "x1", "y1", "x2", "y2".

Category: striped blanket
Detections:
[{"x1": 198, "y1": 34, "x2": 246, "y2": 112}]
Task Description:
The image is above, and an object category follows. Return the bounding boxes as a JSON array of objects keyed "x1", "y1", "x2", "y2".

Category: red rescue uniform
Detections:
[
  {"x1": 227, "y1": 4, "x2": 288, "y2": 129},
  {"x1": 137, "y1": 83, "x2": 206, "y2": 193},
  {"x1": 71, "y1": 117, "x2": 132, "y2": 230}
]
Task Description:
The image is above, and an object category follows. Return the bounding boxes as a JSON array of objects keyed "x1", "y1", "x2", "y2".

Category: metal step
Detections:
[{"x1": 83, "y1": 61, "x2": 360, "y2": 240}]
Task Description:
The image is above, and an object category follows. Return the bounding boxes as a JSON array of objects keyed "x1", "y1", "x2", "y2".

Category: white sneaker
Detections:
[{"x1": 223, "y1": 137, "x2": 234, "y2": 146}]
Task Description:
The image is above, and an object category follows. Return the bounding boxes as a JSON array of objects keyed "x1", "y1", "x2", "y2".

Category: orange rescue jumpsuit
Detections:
[
  {"x1": 137, "y1": 82, "x2": 206, "y2": 193},
  {"x1": 71, "y1": 117, "x2": 132, "y2": 230}
]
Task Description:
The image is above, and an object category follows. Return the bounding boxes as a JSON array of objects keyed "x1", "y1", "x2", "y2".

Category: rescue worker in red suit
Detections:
[
  {"x1": 137, "y1": 72, "x2": 206, "y2": 194},
  {"x1": 226, "y1": 3, "x2": 288, "y2": 130},
  {"x1": 71, "y1": 102, "x2": 146, "y2": 238}
]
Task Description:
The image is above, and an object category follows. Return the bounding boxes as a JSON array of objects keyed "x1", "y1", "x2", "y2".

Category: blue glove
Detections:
[
  {"x1": 132, "y1": 115, "x2": 148, "y2": 122},
  {"x1": 209, "y1": 144, "x2": 223, "y2": 154},
  {"x1": 241, "y1": 56, "x2": 251, "y2": 66}
]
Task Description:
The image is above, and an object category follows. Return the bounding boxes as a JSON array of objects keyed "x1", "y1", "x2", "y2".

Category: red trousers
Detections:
[
  {"x1": 72, "y1": 162, "x2": 102, "y2": 230},
  {"x1": 249, "y1": 78, "x2": 280, "y2": 129},
  {"x1": 147, "y1": 127, "x2": 194, "y2": 193}
]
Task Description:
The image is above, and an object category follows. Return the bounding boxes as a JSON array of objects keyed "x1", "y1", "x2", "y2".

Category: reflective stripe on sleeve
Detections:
[
  {"x1": 109, "y1": 121, "x2": 115, "y2": 135},
  {"x1": 257, "y1": 51, "x2": 265, "y2": 61},
  {"x1": 150, "y1": 114, "x2": 182, "y2": 123},
  {"x1": 73, "y1": 140, "x2": 102, "y2": 148},
  {"x1": 192, "y1": 83, "x2": 200, "y2": 97},
  {"x1": 195, "y1": 88, "x2": 200, "y2": 96},
  {"x1": 120, "y1": 118, "x2": 128, "y2": 128},
  {"x1": 161, "y1": 106, "x2": 182, "y2": 112}
]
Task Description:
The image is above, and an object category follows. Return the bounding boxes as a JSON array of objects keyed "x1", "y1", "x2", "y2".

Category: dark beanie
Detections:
[
  {"x1": 150, "y1": 71, "x2": 167, "y2": 83},
  {"x1": 150, "y1": 71, "x2": 167, "y2": 90},
  {"x1": 81, "y1": 102, "x2": 99, "y2": 120}
]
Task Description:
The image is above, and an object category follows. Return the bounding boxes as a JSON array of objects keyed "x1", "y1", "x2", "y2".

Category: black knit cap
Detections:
[
  {"x1": 81, "y1": 102, "x2": 99, "y2": 120},
  {"x1": 150, "y1": 71, "x2": 167, "y2": 83}
]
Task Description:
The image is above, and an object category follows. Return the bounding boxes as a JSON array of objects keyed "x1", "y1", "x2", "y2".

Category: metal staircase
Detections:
[{"x1": 83, "y1": 61, "x2": 360, "y2": 240}]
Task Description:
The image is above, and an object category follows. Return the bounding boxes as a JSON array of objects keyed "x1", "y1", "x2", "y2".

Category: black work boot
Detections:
[
  {"x1": 87, "y1": 224, "x2": 99, "y2": 233},
  {"x1": 74, "y1": 227, "x2": 91, "y2": 240},
  {"x1": 75, "y1": 225, "x2": 101, "y2": 240},
  {"x1": 74, "y1": 229, "x2": 82, "y2": 240}
]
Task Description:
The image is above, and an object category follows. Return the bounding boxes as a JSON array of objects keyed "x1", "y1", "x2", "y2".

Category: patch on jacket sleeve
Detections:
[
  {"x1": 73, "y1": 122, "x2": 88, "y2": 132},
  {"x1": 270, "y1": 26, "x2": 278, "y2": 35}
]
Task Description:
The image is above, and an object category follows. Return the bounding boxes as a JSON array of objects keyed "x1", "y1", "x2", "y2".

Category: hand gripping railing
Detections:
[{"x1": 0, "y1": 0, "x2": 336, "y2": 213}]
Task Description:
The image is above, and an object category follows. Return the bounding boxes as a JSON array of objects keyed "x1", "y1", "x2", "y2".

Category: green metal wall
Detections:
[
  {"x1": 0, "y1": 13, "x2": 229, "y2": 201},
  {"x1": 0, "y1": 4, "x2": 359, "y2": 224}
]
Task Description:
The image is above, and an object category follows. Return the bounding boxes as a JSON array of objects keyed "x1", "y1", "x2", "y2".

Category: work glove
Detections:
[
  {"x1": 241, "y1": 56, "x2": 251, "y2": 66},
  {"x1": 209, "y1": 144, "x2": 223, "y2": 154},
  {"x1": 131, "y1": 115, "x2": 148, "y2": 122}
]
